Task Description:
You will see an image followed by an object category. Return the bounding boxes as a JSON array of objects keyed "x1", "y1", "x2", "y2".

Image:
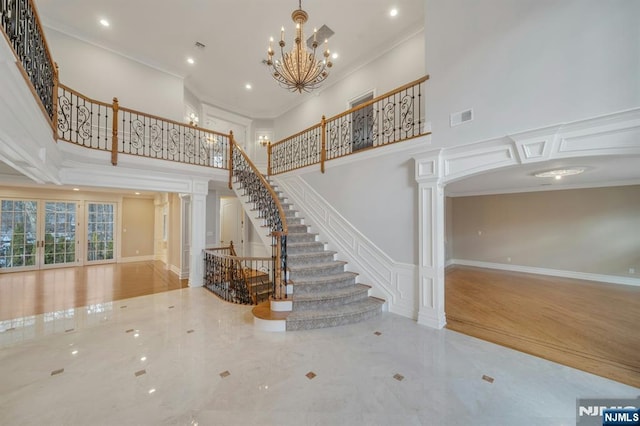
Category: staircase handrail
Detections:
[
  {"x1": 1, "y1": 0, "x2": 58, "y2": 129},
  {"x1": 230, "y1": 135, "x2": 288, "y2": 235},
  {"x1": 204, "y1": 245, "x2": 276, "y2": 305},
  {"x1": 230, "y1": 135, "x2": 289, "y2": 300}
]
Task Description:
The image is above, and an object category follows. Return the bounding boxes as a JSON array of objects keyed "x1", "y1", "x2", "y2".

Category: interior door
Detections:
[{"x1": 220, "y1": 197, "x2": 244, "y2": 255}]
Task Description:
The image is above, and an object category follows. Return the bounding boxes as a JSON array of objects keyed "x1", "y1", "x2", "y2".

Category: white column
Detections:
[
  {"x1": 188, "y1": 180, "x2": 209, "y2": 287},
  {"x1": 414, "y1": 150, "x2": 446, "y2": 329}
]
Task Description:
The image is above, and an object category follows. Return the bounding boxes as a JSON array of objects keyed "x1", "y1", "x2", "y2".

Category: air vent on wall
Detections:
[
  {"x1": 450, "y1": 108, "x2": 473, "y2": 127},
  {"x1": 306, "y1": 25, "x2": 334, "y2": 50}
]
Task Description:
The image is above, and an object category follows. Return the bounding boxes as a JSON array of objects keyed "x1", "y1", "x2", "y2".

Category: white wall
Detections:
[
  {"x1": 300, "y1": 143, "x2": 422, "y2": 265},
  {"x1": 425, "y1": 0, "x2": 640, "y2": 147},
  {"x1": 46, "y1": 28, "x2": 185, "y2": 122},
  {"x1": 274, "y1": 30, "x2": 425, "y2": 140}
]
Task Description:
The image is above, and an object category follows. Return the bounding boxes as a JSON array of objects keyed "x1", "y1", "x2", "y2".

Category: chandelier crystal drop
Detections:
[{"x1": 265, "y1": 0, "x2": 332, "y2": 93}]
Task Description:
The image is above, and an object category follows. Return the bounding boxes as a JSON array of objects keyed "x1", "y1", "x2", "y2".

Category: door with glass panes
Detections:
[
  {"x1": 0, "y1": 199, "x2": 79, "y2": 271},
  {"x1": 86, "y1": 203, "x2": 115, "y2": 264}
]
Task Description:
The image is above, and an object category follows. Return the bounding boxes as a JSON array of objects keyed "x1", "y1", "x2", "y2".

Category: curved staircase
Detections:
[{"x1": 251, "y1": 181, "x2": 384, "y2": 331}]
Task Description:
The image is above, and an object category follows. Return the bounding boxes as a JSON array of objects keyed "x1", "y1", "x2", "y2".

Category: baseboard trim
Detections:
[
  {"x1": 450, "y1": 259, "x2": 640, "y2": 287},
  {"x1": 118, "y1": 255, "x2": 155, "y2": 264},
  {"x1": 168, "y1": 264, "x2": 188, "y2": 279}
]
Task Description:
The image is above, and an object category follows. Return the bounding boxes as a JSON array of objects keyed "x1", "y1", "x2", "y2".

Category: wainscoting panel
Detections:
[{"x1": 275, "y1": 175, "x2": 418, "y2": 319}]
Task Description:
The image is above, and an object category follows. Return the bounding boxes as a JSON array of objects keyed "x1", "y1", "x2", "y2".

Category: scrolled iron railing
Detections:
[
  {"x1": 269, "y1": 75, "x2": 430, "y2": 175},
  {"x1": 56, "y1": 84, "x2": 231, "y2": 168},
  {"x1": 203, "y1": 242, "x2": 275, "y2": 305},
  {"x1": 1, "y1": 0, "x2": 57, "y2": 124},
  {"x1": 118, "y1": 106, "x2": 230, "y2": 168},
  {"x1": 231, "y1": 138, "x2": 288, "y2": 300},
  {"x1": 57, "y1": 84, "x2": 112, "y2": 151}
]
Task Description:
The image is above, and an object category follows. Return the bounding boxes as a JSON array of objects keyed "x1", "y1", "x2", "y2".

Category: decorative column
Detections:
[
  {"x1": 414, "y1": 150, "x2": 446, "y2": 329},
  {"x1": 188, "y1": 180, "x2": 209, "y2": 287}
]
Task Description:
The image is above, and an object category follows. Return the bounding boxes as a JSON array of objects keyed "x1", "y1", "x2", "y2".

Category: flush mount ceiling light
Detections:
[
  {"x1": 533, "y1": 167, "x2": 586, "y2": 180},
  {"x1": 265, "y1": 0, "x2": 333, "y2": 93},
  {"x1": 389, "y1": 8, "x2": 399, "y2": 17},
  {"x1": 99, "y1": 18, "x2": 110, "y2": 27}
]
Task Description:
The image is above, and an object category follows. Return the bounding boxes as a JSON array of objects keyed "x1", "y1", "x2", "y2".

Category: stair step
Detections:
[
  {"x1": 287, "y1": 233, "x2": 316, "y2": 244},
  {"x1": 293, "y1": 284, "x2": 370, "y2": 310},
  {"x1": 287, "y1": 251, "x2": 336, "y2": 266},
  {"x1": 288, "y1": 260, "x2": 347, "y2": 278},
  {"x1": 287, "y1": 224, "x2": 308, "y2": 233},
  {"x1": 291, "y1": 271, "x2": 359, "y2": 293},
  {"x1": 287, "y1": 241, "x2": 325, "y2": 254},
  {"x1": 286, "y1": 298, "x2": 384, "y2": 331}
]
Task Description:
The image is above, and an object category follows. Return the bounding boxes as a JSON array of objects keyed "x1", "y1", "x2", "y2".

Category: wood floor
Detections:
[
  {"x1": 0, "y1": 261, "x2": 188, "y2": 321},
  {"x1": 445, "y1": 266, "x2": 640, "y2": 388}
]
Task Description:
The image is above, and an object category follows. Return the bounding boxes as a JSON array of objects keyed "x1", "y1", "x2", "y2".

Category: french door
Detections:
[
  {"x1": 86, "y1": 203, "x2": 115, "y2": 264},
  {"x1": 0, "y1": 199, "x2": 79, "y2": 271}
]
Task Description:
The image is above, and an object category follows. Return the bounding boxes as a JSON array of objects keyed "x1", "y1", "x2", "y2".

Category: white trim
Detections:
[
  {"x1": 446, "y1": 179, "x2": 640, "y2": 198},
  {"x1": 118, "y1": 255, "x2": 155, "y2": 264},
  {"x1": 169, "y1": 263, "x2": 188, "y2": 279},
  {"x1": 450, "y1": 259, "x2": 640, "y2": 287},
  {"x1": 413, "y1": 108, "x2": 640, "y2": 187},
  {"x1": 274, "y1": 175, "x2": 418, "y2": 320}
]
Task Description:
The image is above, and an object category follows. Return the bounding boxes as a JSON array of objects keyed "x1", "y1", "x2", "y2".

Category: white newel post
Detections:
[
  {"x1": 188, "y1": 181, "x2": 208, "y2": 287},
  {"x1": 414, "y1": 150, "x2": 446, "y2": 329}
]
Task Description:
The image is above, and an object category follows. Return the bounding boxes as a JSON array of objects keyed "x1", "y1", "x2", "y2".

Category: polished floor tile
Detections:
[{"x1": 0, "y1": 288, "x2": 637, "y2": 425}]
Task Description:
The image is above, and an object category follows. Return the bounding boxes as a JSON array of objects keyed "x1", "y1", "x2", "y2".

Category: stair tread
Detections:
[
  {"x1": 287, "y1": 241, "x2": 324, "y2": 247},
  {"x1": 290, "y1": 271, "x2": 358, "y2": 285},
  {"x1": 287, "y1": 260, "x2": 347, "y2": 271},
  {"x1": 293, "y1": 284, "x2": 370, "y2": 301},
  {"x1": 288, "y1": 250, "x2": 336, "y2": 259},
  {"x1": 287, "y1": 298, "x2": 383, "y2": 321}
]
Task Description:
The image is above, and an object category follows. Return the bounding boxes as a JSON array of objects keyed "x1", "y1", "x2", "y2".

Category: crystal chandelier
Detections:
[{"x1": 265, "y1": 0, "x2": 332, "y2": 93}]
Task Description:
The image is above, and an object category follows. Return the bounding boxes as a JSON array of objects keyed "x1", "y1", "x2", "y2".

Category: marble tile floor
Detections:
[{"x1": 0, "y1": 288, "x2": 637, "y2": 425}]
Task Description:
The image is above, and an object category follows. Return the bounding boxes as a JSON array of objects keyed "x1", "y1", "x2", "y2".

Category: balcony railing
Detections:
[
  {"x1": 56, "y1": 84, "x2": 230, "y2": 168},
  {"x1": 269, "y1": 75, "x2": 429, "y2": 175}
]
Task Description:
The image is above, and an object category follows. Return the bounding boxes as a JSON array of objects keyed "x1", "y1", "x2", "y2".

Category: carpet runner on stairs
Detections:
[{"x1": 252, "y1": 180, "x2": 384, "y2": 331}]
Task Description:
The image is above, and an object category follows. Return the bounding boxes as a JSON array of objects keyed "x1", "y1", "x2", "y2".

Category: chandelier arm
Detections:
[
  {"x1": 265, "y1": 0, "x2": 332, "y2": 93},
  {"x1": 279, "y1": 47, "x2": 294, "y2": 85}
]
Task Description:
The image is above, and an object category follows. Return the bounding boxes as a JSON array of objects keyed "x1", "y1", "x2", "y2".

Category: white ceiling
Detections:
[
  {"x1": 445, "y1": 155, "x2": 640, "y2": 197},
  {"x1": 6, "y1": 2, "x2": 638, "y2": 195},
  {"x1": 35, "y1": 0, "x2": 425, "y2": 119}
]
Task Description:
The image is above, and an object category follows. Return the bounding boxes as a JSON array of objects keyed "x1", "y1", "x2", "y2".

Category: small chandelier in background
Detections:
[{"x1": 265, "y1": 0, "x2": 332, "y2": 93}]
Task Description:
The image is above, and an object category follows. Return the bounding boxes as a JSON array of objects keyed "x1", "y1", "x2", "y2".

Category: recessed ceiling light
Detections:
[
  {"x1": 99, "y1": 19, "x2": 110, "y2": 27},
  {"x1": 331, "y1": 52, "x2": 339, "y2": 60},
  {"x1": 187, "y1": 57, "x2": 195, "y2": 65},
  {"x1": 245, "y1": 83, "x2": 252, "y2": 90},
  {"x1": 533, "y1": 168, "x2": 586, "y2": 179},
  {"x1": 389, "y1": 8, "x2": 399, "y2": 17}
]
